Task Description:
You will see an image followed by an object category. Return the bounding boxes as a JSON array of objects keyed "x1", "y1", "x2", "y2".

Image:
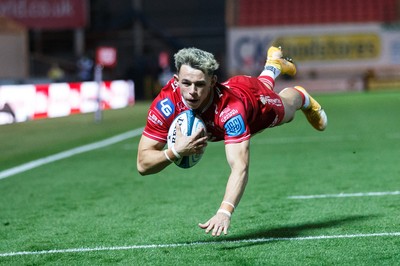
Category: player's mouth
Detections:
[
  {"x1": 186, "y1": 98, "x2": 200, "y2": 107},
  {"x1": 187, "y1": 98, "x2": 199, "y2": 103}
]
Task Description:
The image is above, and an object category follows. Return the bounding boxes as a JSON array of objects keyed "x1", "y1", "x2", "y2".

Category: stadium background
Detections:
[{"x1": 0, "y1": 0, "x2": 399, "y2": 104}]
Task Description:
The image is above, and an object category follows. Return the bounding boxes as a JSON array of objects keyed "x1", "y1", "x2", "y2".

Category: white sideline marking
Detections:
[
  {"x1": 288, "y1": 191, "x2": 400, "y2": 199},
  {"x1": 253, "y1": 135, "x2": 359, "y2": 145},
  {"x1": 0, "y1": 128, "x2": 144, "y2": 180},
  {"x1": 0, "y1": 232, "x2": 399, "y2": 257}
]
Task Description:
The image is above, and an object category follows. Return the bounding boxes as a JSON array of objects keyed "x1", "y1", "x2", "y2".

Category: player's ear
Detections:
[{"x1": 173, "y1": 74, "x2": 179, "y2": 83}]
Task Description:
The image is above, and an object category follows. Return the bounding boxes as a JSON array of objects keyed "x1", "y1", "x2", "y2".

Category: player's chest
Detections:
[{"x1": 200, "y1": 104, "x2": 228, "y2": 141}]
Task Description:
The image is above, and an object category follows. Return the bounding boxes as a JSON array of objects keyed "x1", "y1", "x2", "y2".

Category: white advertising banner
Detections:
[
  {"x1": 0, "y1": 80, "x2": 135, "y2": 125},
  {"x1": 227, "y1": 23, "x2": 400, "y2": 76}
]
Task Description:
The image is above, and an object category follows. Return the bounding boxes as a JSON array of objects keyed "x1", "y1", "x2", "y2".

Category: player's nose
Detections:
[{"x1": 188, "y1": 84, "x2": 198, "y2": 93}]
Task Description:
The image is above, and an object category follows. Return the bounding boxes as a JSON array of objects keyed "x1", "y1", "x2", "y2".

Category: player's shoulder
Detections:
[
  {"x1": 222, "y1": 75, "x2": 255, "y2": 86},
  {"x1": 214, "y1": 81, "x2": 244, "y2": 105},
  {"x1": 211, "y1": 86, "x2": 245, "y2": 122},
  {"x1": 159, "y1": 78, "x2": 179, "y2": 94},
  {"x1": 143, "y1": 80, "x2": 180, "y2": 143},
  {"x1": 152, "y1": 78, "x2": 181, "y2": 105}
]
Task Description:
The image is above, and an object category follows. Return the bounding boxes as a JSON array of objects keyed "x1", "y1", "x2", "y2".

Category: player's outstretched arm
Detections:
[
  {"x1": 199, "y1": 140, "x2": 250, "y2": 236},
  {"x1": 137, "y1": 135, "x2": 172, "y2": 175}
]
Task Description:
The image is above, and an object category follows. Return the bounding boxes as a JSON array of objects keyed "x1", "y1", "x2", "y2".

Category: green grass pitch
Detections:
[{"x1": 0, "y1": 90, "x2": 399, "y2": 265}]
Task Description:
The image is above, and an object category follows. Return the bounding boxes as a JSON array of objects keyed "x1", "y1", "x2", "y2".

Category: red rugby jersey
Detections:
[{"x1": 142, "y1": 75, "x2": 284, "y2": 144}]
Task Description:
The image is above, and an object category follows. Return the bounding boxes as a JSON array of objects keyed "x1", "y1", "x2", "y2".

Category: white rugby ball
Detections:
[{"x1": 167, "y1": 110, "x2": 207, "y2": 168}]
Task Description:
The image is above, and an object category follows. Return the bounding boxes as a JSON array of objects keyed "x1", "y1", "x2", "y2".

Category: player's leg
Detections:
[
  {"x1": 278, "y1": 88, "x2": 303, "y2": 123},
  {"x1": 266, "y1": 46, "x2": 297, "y2": 76},
  {"x1": 258, "y1": 46, "x2": 297, "y2": 90},
  {"x1": 279, "y1": 86, "x2": 328, "y2": 131},
  {"x1": 258, "y1": 46, "x2": 327, "y2": 131}
]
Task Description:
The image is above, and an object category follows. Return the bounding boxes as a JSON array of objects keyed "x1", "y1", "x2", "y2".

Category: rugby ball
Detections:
[{"x1": 167, "y1": 110, "x2": 207, "y2": 168}]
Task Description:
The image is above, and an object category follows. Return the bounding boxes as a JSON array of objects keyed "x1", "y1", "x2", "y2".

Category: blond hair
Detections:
[{"x1": 174, "y1": 47, "x2": 219, "y2": 76}]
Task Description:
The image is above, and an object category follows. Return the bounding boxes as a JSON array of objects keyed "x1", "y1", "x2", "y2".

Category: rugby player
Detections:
[{"x1": 137, "y1": 46, "x2": 327, "y2": 236}]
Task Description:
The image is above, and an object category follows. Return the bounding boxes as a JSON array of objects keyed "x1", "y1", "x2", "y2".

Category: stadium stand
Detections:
[
  {"x1": 232, "y1": 0, "x2": 400, "y2": 92},
  {"x1": 237, "y1": 0, "x2": 398, "y2": 26}
]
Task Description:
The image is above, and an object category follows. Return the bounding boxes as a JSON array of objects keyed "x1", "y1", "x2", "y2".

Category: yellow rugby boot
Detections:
[
  {"x1": 266, "y1": 46, "x2": 297, "y2": 76},
  {"x1": 294, "y1": 86, "x2": 328, "y2": 131}
]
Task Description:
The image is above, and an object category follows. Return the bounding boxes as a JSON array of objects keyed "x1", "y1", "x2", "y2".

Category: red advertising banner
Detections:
[{"x1": 0, "y1": 0, "x2": 88, "y2": 29}]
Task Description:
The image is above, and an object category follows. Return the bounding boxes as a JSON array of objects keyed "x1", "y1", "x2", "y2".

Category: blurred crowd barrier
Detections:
[{"x1": 0, "y1": 80, "x2": 135, "y2": 125}]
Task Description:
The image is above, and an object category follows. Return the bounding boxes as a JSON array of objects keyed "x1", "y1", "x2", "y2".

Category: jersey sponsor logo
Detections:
[
  {"x1": 224, "y1": 114, "x2": 245, "y2": 137},
  {"x1": 157, "y1": 98, "x2": 174, "y2": 118},
  {"x1": 172, "y1": 80, "x2": 179, "y2": 91},
  {"x1": 148, "y1": 110, "x2": 163, "y2": 126},
  {"x1": 220, "y1": 107, "x2": 239, "y2": 123},
  {"x1": 260, "y1": 95, "x2": 283, "y2": 107}
]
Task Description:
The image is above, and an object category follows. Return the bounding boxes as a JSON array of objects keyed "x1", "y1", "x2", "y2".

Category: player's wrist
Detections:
[
  {"x1": 164, "y1": 149, "x2": 174, "y2": 163},
  {"x1": 220, "y1": 200, "x2": 235, "y2": 213},
  {"x1": 217, "y1": 208, "x2": 232, "y2": 218},
  {"x1": 171, "y1": 145, "x2": 182, "y2": 159},
  {"x1": 217, "y1": 200, "x2": 235, "y2": 218},
  {"x1": 164, "y1": 146, "x2": 181, "y2": 163}
]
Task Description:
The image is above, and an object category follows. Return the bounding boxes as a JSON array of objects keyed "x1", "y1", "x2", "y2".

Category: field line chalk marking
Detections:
[
  {"x1": 1, "y1": 232, "x2": 399, "y2": 257},
  {"x1": 288, "y1": 191, "x2": 400, "y2": 199},
  {"x1": 0, "y1": 127, "x2": 144, "y2": 180},
  {"x1": 252, "y1": 135, "x2": 359, "y2": 145}
]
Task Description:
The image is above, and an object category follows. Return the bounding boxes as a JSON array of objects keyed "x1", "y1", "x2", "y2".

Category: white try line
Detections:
[
  {"x1": 288, "y1": 191, "x2": 400, "y2": 199},
  {"x1": 0, "y1": 127, "x2": 144, "y2": 180},
  {"x1": 1, "y1": 232, "x2": 399, "y2": 257}
]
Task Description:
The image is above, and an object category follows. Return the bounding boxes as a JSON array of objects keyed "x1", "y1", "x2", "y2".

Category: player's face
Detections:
[{"x1": 174, "y1": 64, "x2": 216, "y2": 110}]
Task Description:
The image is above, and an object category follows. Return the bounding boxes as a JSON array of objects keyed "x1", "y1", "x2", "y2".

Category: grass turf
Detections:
[{"x1": 0, "y1": 90, "x2": 399, "y2": 265}]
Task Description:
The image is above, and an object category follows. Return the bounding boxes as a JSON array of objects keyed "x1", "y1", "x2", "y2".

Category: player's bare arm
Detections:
[
  {"x1": 223, "y1": 140, "x2": 250, "y2": 207},
  {"x1": 198, "y1": 140, "x2": 250, "y2": 236},
  {"x1": 137, "y1": 136, "x2": 171, "y2": 175}
]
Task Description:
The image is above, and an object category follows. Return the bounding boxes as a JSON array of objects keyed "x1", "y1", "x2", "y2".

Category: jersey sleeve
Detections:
[
  {"x1": 220, "y1": 99, "x2": 251, "y2": 144},
  {"x1": 142, "y1": 80, "x2": 177, "y2": 143}
]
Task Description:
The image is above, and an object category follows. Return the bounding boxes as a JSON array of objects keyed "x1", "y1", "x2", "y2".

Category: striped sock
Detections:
[
  {"x1": 258, "y1": 75, "x2": 275, "y2": 90},
  {"x1": 262, "y1": 65, "x2": 281, "y2": 79},
  {"x1": 294, "y1": 88, "x2": 310, "y2": 109}
]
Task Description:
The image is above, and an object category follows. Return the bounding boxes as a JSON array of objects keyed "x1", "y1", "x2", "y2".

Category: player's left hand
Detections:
[
  {"x1": 198, "y1": 212, "x2": 231, "y2": 236},
  {"x1": 175, "y1": 123, "x2": 208, "y2": 156}
]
